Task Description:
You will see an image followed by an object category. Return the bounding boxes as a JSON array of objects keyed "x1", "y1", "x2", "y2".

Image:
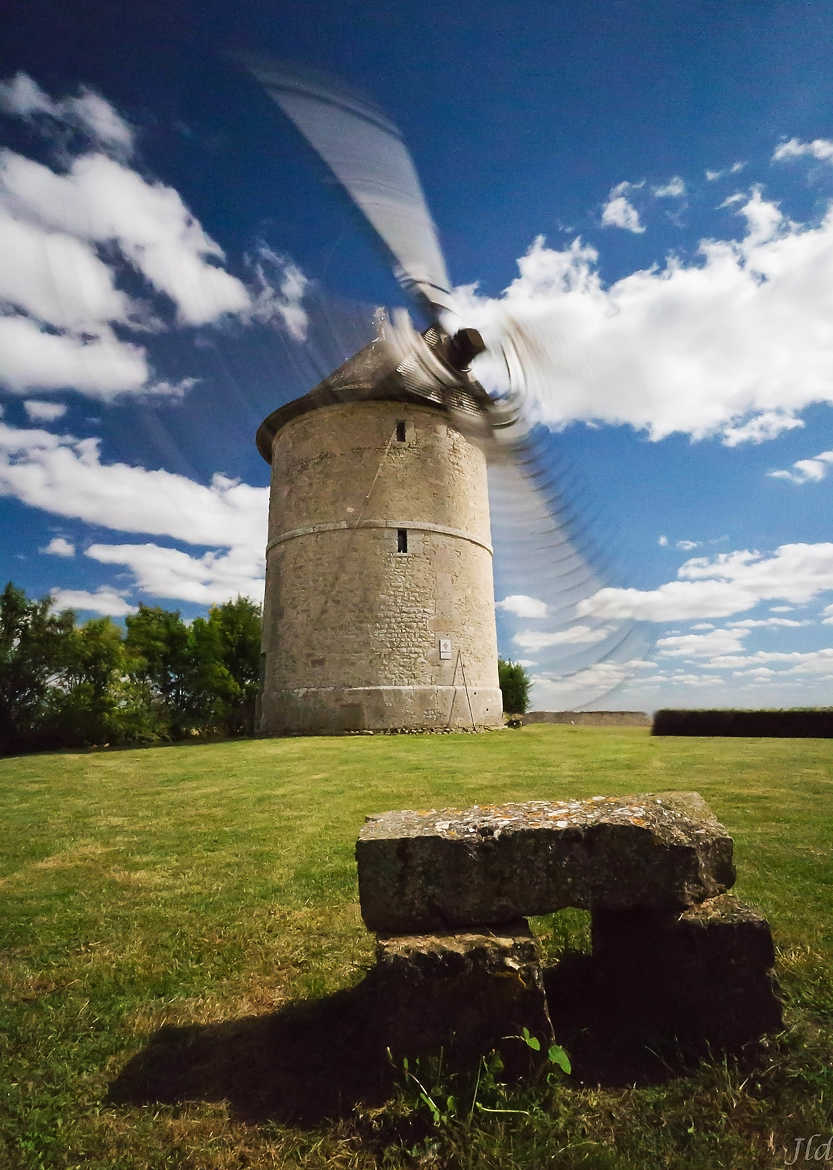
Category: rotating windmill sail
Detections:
[{"x1": 246, "y1": 60, "x2": 648, "y2": 726}]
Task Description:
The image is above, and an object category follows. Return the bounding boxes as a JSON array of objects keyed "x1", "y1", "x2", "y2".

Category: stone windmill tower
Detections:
[{"x1": 256, "y1": 322, "x2": 504, "y2": 734}]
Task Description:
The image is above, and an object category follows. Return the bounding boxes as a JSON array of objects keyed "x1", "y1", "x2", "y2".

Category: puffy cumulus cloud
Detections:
[
  {"x1": 23, "y1": 400, "x2": 67, "y2": 423},
  {"x1": 582, "y1": 543, "x2": 833, "y2": 625},
  {"x1": 41, "y1": 536, "x2": 75, "y2": 557},
  {"x1": 773, "y1": 137, "x2": 833, "y2": 164},
  {"x1": 0, "y1": 75, "x2": 309, "y2": 404},
  {"x1": 707, "y1": 647, "x2": 833, "y2": 677},
  {"x1": 0, "y1": 150, "x2": 250, "y2": 327},
  {"x1": 495, "y1": 594, "x2": 548, "y2": 619},
  {"x1": 657, "y1": 628, "x2": 749, "y2": 658},
  {"x1": 85, "y1": 542, "x2": 263, "y2": 606},
  {"x1": 768, "y1": 449, "x2": 833, "y2": 484},
  {"x1": 653, "y1": 176, "x2": 686, "y2": 198},
  {"x1": 459, "y1": 187, "x2": 833, "y2": 444},
  {"x1": 722, "y1": 410, "x2": 805, "y2": 446},
  {"x1": 0, "y1": 316, "x2": 150, "y2": 399},
  {"x1": 513, "y1": 624, "x2": 612, "y2": 651},
  {"x1": 679, "y1": 543, "x2": 833, "y2": 605},
  {"x1": 579, "y1": 579, "x2": 758, "y2": 622},
  {"x1": 0, "y1": 208, "x2": 138, "y2": 332},
  {"x1": 49, "y1": 585, "x2": 136, "y2": 617},
  {"x1": 0, "y1": 72, "x2": 134, "y2": 155},
  {"x1": 0, "y1": 420, "x2": 268, "y2": 552},
  {"x1": 601, "y1": 181, "x2": 645, "y2": 233}
]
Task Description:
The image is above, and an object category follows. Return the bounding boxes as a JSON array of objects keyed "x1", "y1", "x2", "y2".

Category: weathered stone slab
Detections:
[
  {"x1": 356, "y1": 792, "x2": 735, "y2": 933},
  {"x1": 371, "y1": 920, "x2": 554, "y2": 1073},
  {"x1": 591, "y1": 893, "x2": 782, "y2": 1046}
]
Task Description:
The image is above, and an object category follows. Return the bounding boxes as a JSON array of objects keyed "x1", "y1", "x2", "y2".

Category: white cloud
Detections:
[
  {"x1": 691, "y1": 622, "x2": 714, "y2": 630},
  {"x1": 768, "y1": 449, "x2": 833, "y2": 484},
  {"x1": 0, "y1": 316, "x2": 149, "y2": 398},
  {"x1": 0, "y1": 149, "x2": 251, "y2": 327},
  {"x1": 601, "y1": 181, "x2": 645, "y2": 233},
  {"x1": 657, "y1": 628, "x2": 748, "y2": 658},
  {"x1": 676, "y1": 539, "x2": 700, "y2": 551},
  {"x1": 41, "y1": 536, "x2": 75, "y2": 557},
  {"x1": 653, "y1": 176, "x2": 686, "y2": 198},
  {"x1": 0, "y1": 418, "x2": 268, "y2": 606},
  {"x1": 580, "y1": 541, "x2": 833, "y2": 624},
  {"x1": 579, "y1": 579, "x2": 758, "y2": 622},
  {"x1": 85, "y1": 542, "x2": 263, "y2": 606},
  {"x1": 707, "y1": 647, "x2": 833, "y2": 677},
  {"x1": 0, "y1": 421, "x2": 267, "y2": 551},
  {"x1": 49, "y1": 585, "x2": 136, "y2": 617},
  {"x1": 728, "y1": 617, "x2": 805, "y2": 629},
  {"x1": 496, "y1": 593, "x2": 548, "y2": 618},
  {"x1": 514, "y1": 624, "x2": 612, "y2": 651},
  {"x1": 706, "y1": 161, "x2": 746, "y2": 181},
  {"x1": 658, "y1": 534, "x2": 668, "y2": 547},
  {"x1": 679, "y1": 543, "x2": 833, "y2": 605},
  {"x1": 773, "y1": 137, "x2": 833, "y2": 164},
  {"x1": 722, "y1": 410, "x2": 804, "y2": 446},
  {"x1": 458, "y1": 187, "x2": 833, "y2": 443},
  {"x1": 0, "y1": 72, "x2": 134, "y2": 155},
  {"x1": 770, "y1": 605, "x2": 794, "y2": 613},
  {"x1": 0, "y1": 81, "x2": 312, "y2": 404},
  {"x1": 0, "y1": 208, "x2": 137, "y2": 332},
  {"x1": 246, "y1": 244, "x2": 310, "y2": 341},
  {"x1": 23, "y1": 399, "x2": 67, "y2": 423}
]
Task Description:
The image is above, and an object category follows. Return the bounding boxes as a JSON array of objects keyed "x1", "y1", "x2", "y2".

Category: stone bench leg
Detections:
[
  {"x1": 371, "y1": 920, "x2": 554, "y2": 1074},
  {"x1": 591, "y1": 894, "x2": 783, "y2": 1047}
]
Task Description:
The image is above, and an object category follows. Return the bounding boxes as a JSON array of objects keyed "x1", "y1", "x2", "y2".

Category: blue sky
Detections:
[{"x1": 2, "y1": 0, "x2": 833, "y2": 712}]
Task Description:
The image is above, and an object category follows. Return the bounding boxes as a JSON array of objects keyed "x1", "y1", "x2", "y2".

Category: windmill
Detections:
[{"x1": 248, "y1": 63, "x2": 644, "y2": 734}]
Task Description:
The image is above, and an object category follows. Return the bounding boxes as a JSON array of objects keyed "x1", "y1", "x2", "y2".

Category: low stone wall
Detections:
[{"x1": 524, "y1": 710, "x2": 650, "y2": 727}]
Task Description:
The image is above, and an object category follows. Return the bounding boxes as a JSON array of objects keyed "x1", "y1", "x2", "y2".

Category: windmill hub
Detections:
[{"x1": 448, "y1": 327, "x2": 487, "y2": 370}]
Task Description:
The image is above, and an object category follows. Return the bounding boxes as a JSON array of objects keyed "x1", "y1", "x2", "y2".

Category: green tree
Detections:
[
  {"x1": 498, "y1": 658, "x2": 531, "y2": 715},
  {"x1": 190, "y1": 597, "x2": 262, "y2": 735},
  {"x1": 0, "y1": 582, "x2": 74, "y2": 754},
  {"x1": 44, "y1": 618, "x2": 157, "y2": 748},
  {"x1": 124, "y1": 605, "x2": 193, "y2": 737}
]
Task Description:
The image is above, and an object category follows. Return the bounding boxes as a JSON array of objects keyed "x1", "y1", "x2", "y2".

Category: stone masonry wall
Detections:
[{"x1": 260, "y1": 400, "x2": 502, "y2": 732}]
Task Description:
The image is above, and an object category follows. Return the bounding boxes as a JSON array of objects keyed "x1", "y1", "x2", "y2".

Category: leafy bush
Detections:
[{"x1": 498, "y1": 659, "x2": 531, "y2": 715}]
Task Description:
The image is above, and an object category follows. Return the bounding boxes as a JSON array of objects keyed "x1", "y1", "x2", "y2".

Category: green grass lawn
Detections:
[{"x1": 1, "y1": 726, "x2": 832, "y2": 1169}]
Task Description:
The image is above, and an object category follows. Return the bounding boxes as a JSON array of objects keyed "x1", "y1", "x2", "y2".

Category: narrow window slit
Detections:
[
  {"x1": 397, "y1": 528, "x2": 408, "y2": 553},
  {"x1": 395, "y1": 419, "x2": 406, "y2": 442}
]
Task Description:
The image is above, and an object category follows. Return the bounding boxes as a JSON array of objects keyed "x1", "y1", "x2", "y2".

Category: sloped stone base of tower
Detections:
[{"x1": 259, "y1": 684, "x2": 504, "y2": 735}]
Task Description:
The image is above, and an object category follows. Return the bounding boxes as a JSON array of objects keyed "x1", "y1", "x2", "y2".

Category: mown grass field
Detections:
[{"x1": 1, "y1": 725, "x2": 832, "y2": 1169}]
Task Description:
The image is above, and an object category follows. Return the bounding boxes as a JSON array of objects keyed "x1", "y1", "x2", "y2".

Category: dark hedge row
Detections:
[{"x1": 652, "y1": 708, "x2": 833, "y2": 737}]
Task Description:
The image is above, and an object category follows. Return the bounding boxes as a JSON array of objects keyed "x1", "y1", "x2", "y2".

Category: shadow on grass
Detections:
[
  {"x1": 109, "y1": 955, "x2": 775, "y2": 1125},
  {"x1": 108, "y1": 976, "x2": 394, "y2": 1124}
]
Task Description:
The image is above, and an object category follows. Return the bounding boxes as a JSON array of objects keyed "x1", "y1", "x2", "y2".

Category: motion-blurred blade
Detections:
[
  {"x1": 244, "y1": 60, "x2": 455, "y2": 320},
  {"x1": 486, "y1": 421, "x2": 653, "y2": 708}
]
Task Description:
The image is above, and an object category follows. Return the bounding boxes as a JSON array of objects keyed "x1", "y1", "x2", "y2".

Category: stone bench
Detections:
[{"x1": 355, "y1": 792, "x2": 781, "y2": 1065}]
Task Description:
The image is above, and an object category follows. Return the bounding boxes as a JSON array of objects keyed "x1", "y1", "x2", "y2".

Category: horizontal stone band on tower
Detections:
[
  {"x1": 266, "y1": 518, "x2": 494, "y2": 556},
  {"x1": 356, "y1": 791, "x2": 736, "y2": 933}
]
